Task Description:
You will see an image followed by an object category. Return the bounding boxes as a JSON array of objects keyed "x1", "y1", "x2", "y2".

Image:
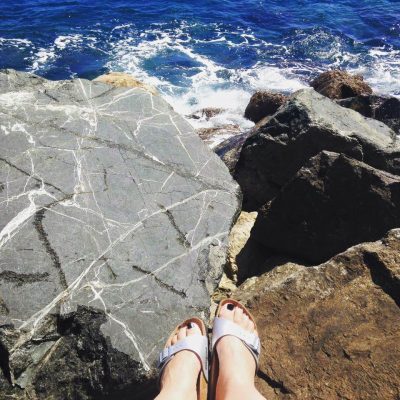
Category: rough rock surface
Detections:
[
  {"x1": 338, "y1": 95, "x2": 400, "y2": 134},
  {"x1": 244, "y1": 91, "x2": 287, "y2": 123},
  {"x1": 196, "y1": 124, "x2": 241, "y2": 148},
  {"x1": 0, "y1": 69, "x2": 240, "y2": 399},
  {"x1": 94, "y1": 71, "x2": 157, "y2": 95},
  {"x1": 188, "y1": 107, "x2": 225, "y2": 121},
  {"x1": 235, "y1": 88, "x2": 399, "y2": 210},
  {"x1": 235, "y1": 229, "x2": 400, "y2": 400},
  {"x1": 253, "y1": 151, "x2": 400, "y2": 264},
  {"x1": 214, "y1": 130, "x2": 252, "y2": 172},
  {"x1": 226, "y1": 211, "x2": 257, "y2": 281},
  {"x1": 310, "y1": 70, "x2": 373, "y2": 99}
]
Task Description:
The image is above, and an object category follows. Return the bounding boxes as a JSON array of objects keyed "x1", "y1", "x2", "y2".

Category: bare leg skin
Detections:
[
  {"x1": 215, "y1": 302, "x2": 266, "y2": 400},
  {"x1": 155, "y1": 322, "x2": 202, "y2": 400}
]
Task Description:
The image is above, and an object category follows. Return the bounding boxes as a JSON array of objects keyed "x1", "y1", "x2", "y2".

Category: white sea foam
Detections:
[{"x1": 30, "y1": 34, "x2": 97, "y2": 72}]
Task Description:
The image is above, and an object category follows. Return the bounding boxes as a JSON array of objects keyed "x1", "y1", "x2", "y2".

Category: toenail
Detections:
[{"x1": 227, "y1": 303, "x2": 234, "y2": 311}]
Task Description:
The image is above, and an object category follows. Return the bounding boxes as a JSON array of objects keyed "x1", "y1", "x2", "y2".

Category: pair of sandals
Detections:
[{"x1": 158, "y1": 299, "x2": 261, "y2": 400}]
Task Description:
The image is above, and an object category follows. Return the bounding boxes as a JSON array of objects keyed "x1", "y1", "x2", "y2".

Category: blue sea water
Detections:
[{"x1": 0, "y1": 0, "x2": 399, "y2": 131}]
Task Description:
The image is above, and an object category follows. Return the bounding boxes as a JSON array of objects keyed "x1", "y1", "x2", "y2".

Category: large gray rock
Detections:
[
  {"x1": 0, "y1": 69, "x2": 240, "y2": 399},
  {"x1": 253, "y1": 151, "x2": 400, "y2": 264},
  {"x1": 234, "y1": 88, "x2": 400, "y2": 210}
]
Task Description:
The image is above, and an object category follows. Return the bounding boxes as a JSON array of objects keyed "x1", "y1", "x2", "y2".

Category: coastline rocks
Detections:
[
  {"x1": 338, "y1": 95, "x2": 400, "y2": 134},
  {"x1": 0, "y1": 69, "x2": 240, "y2": 399},
  {"x1": 234, "y1": 88, "x2": 399, "y2": 210},
  {"x1": 196, "y1": 124, "x2": 241, "y2": 148},
  {"x1": 214, "y1": 130, "x2": 253, "y2": 172},
  {"x1": 235, "y1": 229, "x2": 400, "y2": 399},
  {"x1": 253, "y1": 151, "x2": 400, "y2": 264},
  {"x1": 188, "y1": 107, "x2": 225, "y2": 120},
  {"x1": 94, "y1": 71, "x2": 158, "y2": 94},
  {"x1": 244, "y1": 91, "x2": 287, "y2": 123},
  {"x1": 310, "y1": 70, "x2": 373, "y2": 99}
]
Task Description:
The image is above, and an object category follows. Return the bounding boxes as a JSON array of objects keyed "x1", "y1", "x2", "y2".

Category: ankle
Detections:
[{"x1": 157, "y1": 384, "x2": 196, "y2": 400}]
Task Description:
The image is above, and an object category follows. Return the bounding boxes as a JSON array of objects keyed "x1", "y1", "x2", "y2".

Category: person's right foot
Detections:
[
  {"x1": 157, "y1": 321, "x2": 202, "y2": 400},
  {"x1": 215, "y1": 302, "x2": 259, "y2": 395}
]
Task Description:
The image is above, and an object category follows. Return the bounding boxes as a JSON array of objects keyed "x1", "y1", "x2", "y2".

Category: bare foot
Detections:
[
  {"x1": 156, "y1": 322, "x2": 202, "y2": 400},
  {"x1": 215, "y1": 302, "x2": 265, "y2": 400}
]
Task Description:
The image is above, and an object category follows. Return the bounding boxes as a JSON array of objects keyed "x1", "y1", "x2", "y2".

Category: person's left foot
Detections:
[{"x1": 156, "y1": 322, "x2": 202, "y2": 400}]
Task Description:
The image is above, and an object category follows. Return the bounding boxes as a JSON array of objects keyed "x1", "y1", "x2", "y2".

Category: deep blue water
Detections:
[{"x1": 0, "y1": 0, "x2": 399, "y2": 129}]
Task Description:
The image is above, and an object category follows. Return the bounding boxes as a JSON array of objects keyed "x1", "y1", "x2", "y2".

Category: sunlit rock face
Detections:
[{"x1": 0, "y1": 69, "x2": 240, "y2": 399}]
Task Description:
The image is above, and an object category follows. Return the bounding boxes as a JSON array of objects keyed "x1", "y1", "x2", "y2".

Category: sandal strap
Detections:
[
  {"x1": 211, "y1": 317, "x2": 260, "y2": 366},
  {"x1": 159, "y1": 335, "x2": 209, "y2": 381}
]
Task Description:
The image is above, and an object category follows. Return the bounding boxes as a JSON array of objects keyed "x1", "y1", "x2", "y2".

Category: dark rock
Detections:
[
  {"x1": 0, "y1": 69, "x2": 240, "y2": 398},
  {"x1": 214, "y1": 130, "x2": 252, "y2": 172},
  {"x1": 244, "y1": 91, "x2": 287, "y2": 123},
  {"x1": 234, "y1": 89, "x2": 399, "y2": 211},
  {"x1": 235, "y1": 229, "x2": 400, "y2": 399},
  {"x1": 253, "y1": 151, "x2": 400, "y2": 264},
  {"x1": 338, "y1": 95, "x2": 400, "y2": 134},
  {"x1": 311, "y1": 70, "x2": 373, "y2": 99}
]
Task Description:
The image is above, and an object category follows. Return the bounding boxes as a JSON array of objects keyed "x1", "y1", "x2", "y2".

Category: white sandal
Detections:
[
  {"x1": 158, "y1": 317, "x2": 208, "y2": 400},
  {"x1": 209, "y1": 299, "x2": 261, "y2": 400}
]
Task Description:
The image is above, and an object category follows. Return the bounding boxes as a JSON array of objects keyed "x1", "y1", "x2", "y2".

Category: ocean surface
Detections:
[{"x1": 0, "y1": 0, "x2": 399, "y2": 133}]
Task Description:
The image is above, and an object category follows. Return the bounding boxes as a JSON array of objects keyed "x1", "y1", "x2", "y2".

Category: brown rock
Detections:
[
  {"x1": 253, "y1": 151, "x2": 400, "y2": 264},
  {"x1": 244, "y1": 91, "x2": 287, "y2": 123},
  {"x1": 94, "y1": 72, "x2": 158, "y2": 95},
  {"x1": 226, "y1": 211, "x2": 258, "y2": 281},
  {"x1": 235, "y1": 229, "x2": 400, "y2": 399},
  {"x1": 311, "y1": 70, "x2": 373, "y2": 99}
]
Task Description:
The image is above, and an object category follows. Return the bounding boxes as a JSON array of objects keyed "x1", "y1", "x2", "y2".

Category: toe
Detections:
[
  {"x1": 219, "y1": 302, "x2": 235, "y2": 321},
  {"x1": 233, "y1": 305, "x2": 244, "y2": 324},
  {"x1": 186, "y1": 321, "x2": 202, "y2": 336},
  {"x1": 177, "y1": 326, "x2": 187, "y2": 341}
]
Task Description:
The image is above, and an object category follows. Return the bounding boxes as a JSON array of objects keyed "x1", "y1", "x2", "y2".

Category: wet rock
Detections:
[
  {"x1": 244, "y1": 91, "x2": 287, "y2": 123},
  {"x1": 235, "y1": 229, "x2": 400, "y2": 400},
  {"x1": 0, "y1": 69, "x2": 240, "y2": 399},
  {"x1": 253, "y1": 151, "x2": 400, "y2": 264},
  {"x1": 196, "y1": 124, "x2": 241, "y2": 148},
  {"x1": 235, "y1": 88, "x2": 399, "y2": 210},
  {"x1": 310, "y1": 70, "x2": 373, "y2": 99},
  {"x1": 94, "y1": 71, "x2": 157, "y2": 95},
  {"x1": 338, "y1": 95, "x2": 400, "y2": 134},
  {"x1": 214, "y1": 130, "x2": 252, "y2": 172},
  {"x1": 188, "y1": 107, "x2": 225, "y2": 120}
]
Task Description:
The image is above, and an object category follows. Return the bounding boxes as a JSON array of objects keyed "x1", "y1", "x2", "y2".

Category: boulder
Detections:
[
  {"x1": 94, "y1": 71, "x2": 157, "y2": 95},
  {"x1": 253, "y1": 151, "x2": 400, "y2": 264},
  {"x1": 234, "y1": 88, "x2": 399, "y2": 210},
  {"x1": 235, "y1": 229, "x2": 400, "y2": 399},
  {"x1": 338, "y1": 95, "x2": 400, "y2": 134},
  {"x1": 244, "y1": 91, "x2": 287, "y2": 123},
  {"x1": 310, "y1": 70, "x2": 373, "y2": 99},
  {"x1": 0, "y1": 69, "x2": 241, "y2": 399}
]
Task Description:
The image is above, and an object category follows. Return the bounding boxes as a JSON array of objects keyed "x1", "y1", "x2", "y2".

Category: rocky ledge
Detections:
[
  {"x1": 212, "y1": 70, "x2": 400, "y2": 399},
  {"x1": 0, "y1": 69, "x2": 240, "y2": 399}
]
